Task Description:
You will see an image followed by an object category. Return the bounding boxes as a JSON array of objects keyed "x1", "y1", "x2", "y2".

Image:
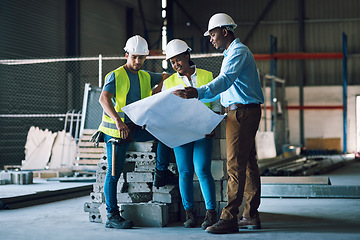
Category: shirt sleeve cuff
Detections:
[{"x1": 196, "y1": 87, "x2": 205, "y2": 100}]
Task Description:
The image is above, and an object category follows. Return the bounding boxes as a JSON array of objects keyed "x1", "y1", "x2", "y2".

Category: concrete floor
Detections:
[{"x1": 1, "y1": 161, "x2": 360, "y2": 240}]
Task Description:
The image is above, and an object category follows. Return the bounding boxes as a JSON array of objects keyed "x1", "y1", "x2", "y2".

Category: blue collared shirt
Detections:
[{"x1": 197, "y1": 38, "x2": 264, "y2": 107}]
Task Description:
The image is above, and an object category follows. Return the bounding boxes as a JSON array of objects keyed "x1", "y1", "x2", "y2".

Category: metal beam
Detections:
[
  {"x1": 243, "y1": 0, "x2": 276, "y2": 45},
  {"x1": 262, "y1": 185, "x2": 360, "y2": 198},
  {"x1": 173, "y1": 0, "x2": 204, "y2": 35},
  {"x1": 298, "y1": 0, "x2": 305, "y2": 147}
]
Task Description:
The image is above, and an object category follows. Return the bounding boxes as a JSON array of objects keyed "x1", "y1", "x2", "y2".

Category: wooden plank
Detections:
[
  {"x1": 77, "y1": 148, "x2": 104, "y2": 153},
  {"x1": 78, "y1": 142, "x2": 105, "y2": 147},
  {"x1": 74, "y1": 159, "x2": 100, "y2": 165},
  {"x1": 261, "y1": 176, "x2": 330, "y2": 185},
  {"x1": 77, "y1": 153, "x2": 103, "y2": 159},
  {"x1": 82, "y1": 129, "x2": 97, "y2": 135}
]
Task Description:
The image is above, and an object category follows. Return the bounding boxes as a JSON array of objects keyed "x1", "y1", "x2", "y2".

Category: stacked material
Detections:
[
  {"x1": 84, "y1": 141, "x2": 180, "y2": 227},
  {"x1": 0, "y1": 170, "x2": 33, "y2": 185},
  {"x1": 84, "y1": 119, "x2": 234, "y2": 226}
]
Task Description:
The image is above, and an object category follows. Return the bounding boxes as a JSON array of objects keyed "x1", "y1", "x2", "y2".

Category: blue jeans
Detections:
[
  {"x1": 103, "y1": 128, "x2": 170, "y2": 213},
  {"x1": 174, "y1": 137, "x2": 216, "y2": 210}
]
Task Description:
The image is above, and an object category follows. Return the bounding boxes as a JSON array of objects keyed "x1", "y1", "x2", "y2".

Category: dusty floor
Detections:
[{"x1": 1, "y1": 161, "x2": 360, "y2": 240}]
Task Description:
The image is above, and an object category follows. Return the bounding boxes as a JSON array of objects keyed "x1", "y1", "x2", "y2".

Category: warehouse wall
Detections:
[
  {"x1": 262, "y1": 85, "x2": 359, "y2": 153},
  {"x1": 1, "y1": 0, "x2": 360, "y2": 168}
]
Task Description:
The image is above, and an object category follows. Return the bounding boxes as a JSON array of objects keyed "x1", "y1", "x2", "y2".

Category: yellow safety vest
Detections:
[
  {"x1": 98, "y1": 66, "x2": 152, "y2": 138},
  {"x1": 164, "y1": 68, "x2": 213, "y2": 108}
]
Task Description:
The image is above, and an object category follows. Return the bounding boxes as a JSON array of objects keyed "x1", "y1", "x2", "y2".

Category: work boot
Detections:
[
  {"x1": 205, "y1": 219, "x2": 238, "y2": 234},
  {"x1": 184, "y1": 209, "x2": 197, "y2": 228},
  {"x1": 153, "y1": 169, "x2": 178, "y2": 188},
  {"x1": 105, "y1": 210, "x2": 134, "y2": 229},
  {"x1": 201, "y1": 209, "x2": 217, "y2": 230},
  {"x1": 238, "y1": 216, "x2": 261, "y2": 229}
]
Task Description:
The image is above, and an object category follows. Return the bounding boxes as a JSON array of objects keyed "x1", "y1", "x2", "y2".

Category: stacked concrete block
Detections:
[
  {"x1": 85, "y1": 141, "x2": 181, "y2": 227},
  {"x1": 0, "y1": 170, "x2": 33, "y2": 185},
  {"x1": 152, "y1": 184, "x2": 181, "y2": 223},
  {"x1": 84, "y1": 118, "x2": 237, "y2": 226},
  {"x1": 120, "y1": 203, "x2": 169, "y2": 227}
]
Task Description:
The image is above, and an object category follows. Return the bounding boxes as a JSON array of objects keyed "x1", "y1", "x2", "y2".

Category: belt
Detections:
[{"x1": 225, "y1": 103, "x2": 260, "y2": 113}]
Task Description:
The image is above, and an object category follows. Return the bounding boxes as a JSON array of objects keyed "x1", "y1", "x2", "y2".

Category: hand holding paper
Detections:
[{"x1": 122, "y1": 85, "x2": 225, "y2": 148}]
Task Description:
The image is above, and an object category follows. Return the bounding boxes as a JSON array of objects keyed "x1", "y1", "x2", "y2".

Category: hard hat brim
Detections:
[
  {"x1": 165, "y1": 48, "x2": 192, "y2": 61},
  {"x1": 203, "y1": 24, "x2": 237, "y2": 37}
]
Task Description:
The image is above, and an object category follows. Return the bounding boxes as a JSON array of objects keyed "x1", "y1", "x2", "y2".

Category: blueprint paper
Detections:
[{"x1": 122, "y1": 85, "x2": 225, "y2": 148}]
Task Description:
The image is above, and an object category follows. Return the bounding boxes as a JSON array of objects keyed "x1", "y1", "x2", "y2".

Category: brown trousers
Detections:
[{"x1": 220, "y1": 106, "x2": 262, "y2": 221}]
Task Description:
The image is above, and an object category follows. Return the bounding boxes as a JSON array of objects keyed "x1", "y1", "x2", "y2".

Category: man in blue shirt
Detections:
[{"x1": 174, "y1": 13, "x2": 264, "y2": 234}]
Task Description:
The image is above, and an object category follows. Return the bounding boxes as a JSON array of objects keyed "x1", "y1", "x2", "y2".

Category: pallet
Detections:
[
  {"x1": 73, "y1": 129, "x2": 105, "y2": 171},
  {"x1": 33, "y1": 169, "x2": 73, "y2": 179}
]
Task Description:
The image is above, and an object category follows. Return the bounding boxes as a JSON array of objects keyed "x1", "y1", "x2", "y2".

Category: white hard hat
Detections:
[
  {"x1": 124, "y1": 35, "x2": 149, "y2": 55},
  {"x1": 204, "y1": 13, "x2": 237, "y2": 36},
  {"x1": 165, "y1": 39, "x2": 192, "y2": 60}
]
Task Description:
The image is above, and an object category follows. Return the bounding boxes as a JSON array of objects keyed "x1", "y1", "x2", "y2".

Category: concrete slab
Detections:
[{"x1": 1, "y1": 196, "x2": 360, "y2": 240}]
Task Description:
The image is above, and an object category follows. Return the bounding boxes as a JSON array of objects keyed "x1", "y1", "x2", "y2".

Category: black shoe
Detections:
[
  {"x1": 184, "y1": 209, "x2": 197, "y2": 228},
  {"x1": 105, "y1": 211, "x2": 134, "y2": 229},
  {"x1": 153, "y1": 169, "x2": 178, "y2": 188},
  {"x1": 201, "y1": 209, "x2": 217, "y2": 230},
  {"x1": 205, "y1": 219, "x2": 238, "y2": 234}
]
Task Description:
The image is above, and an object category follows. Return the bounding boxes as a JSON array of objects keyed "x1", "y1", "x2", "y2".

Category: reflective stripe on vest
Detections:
[
  {"x1": 98, "y1": 66, "x2": 152, "y2": 138},
  {"x1": 164, "y1": 68, "x2": 213, "y2": 108}
]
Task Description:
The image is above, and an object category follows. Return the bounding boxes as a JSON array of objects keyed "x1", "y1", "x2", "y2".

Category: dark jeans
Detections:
[{"x1": 220, "y1": 106, "x2": 262, "y2": 221}]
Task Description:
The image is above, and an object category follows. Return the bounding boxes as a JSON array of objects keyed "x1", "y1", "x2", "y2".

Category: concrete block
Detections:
[
  {"x1": 222, "y1": 180, "x2": 227, "y2": 201},
  {"x1": 117, "y1": 192, "x2": 152, "y2": 203},
  {"x1": 93, "y1": 183, "x2": 103, "y2": 193},
  {"x1": 134, "y1": 160, "x2": 156, "y2": 172},
  {"x1": 193, "y1": 181, "x2": 204, "y2": 202},
  {"x1": 89, "y1": 212, "x2": 102, "y2": 223},
  {"x1": 126, "y1": 152, "x2": 156, "y2": 162},
  {"x1": 96, "y1": 172, "x2": 125, "y2": 184},
  {"x1": 128, "y1": 141, "x2": 157, "y2": 153},
  {"x1": 96, "y1": 172, "x2": 106, "y2": 184},
  {"x1": 212, "y1": 160, "x2": 227, "y2": 180},
  {"x1": 0, "y1": 171, "x2": 11, "y2": 184},
  {"x1": 214, "y1": 119, "x2": 226, "y2": 139},
  {"x1": 10, "y1": 171, "x2": 33, "y2": 184},
  {"x1": 212, "y1": 139, "x2": 227, "y2": 160},
  {"x1": 98, "y1": 203, "x2": 107, "y2": 223},
  {"x1": 215, "y1": 180, "x2": 222, "y2": 201},
  {"x1": 126, "y1": 172, "x2": 153, "y2": 183},
  {"x1": 84, "y1": 202, "x2": 101, "y2": 213},
  {"x1": 153, "y1": 192, "x2": 180, "y2": 204},
  {"x1": 153, "y1": 184, "x2": 179, "y2": 195},
  {"x1": 120, "y1": 203, "x2": 169, "y2": 227},
  {"x1": 90, "y1": 192, "x2": 104, "y2": 203},
  {"x1": 118, "y1": 182, "x2": 152, "y2": 193},
  {"x1": 97, "y1": 161, "x2": 108, "y2": 174}
]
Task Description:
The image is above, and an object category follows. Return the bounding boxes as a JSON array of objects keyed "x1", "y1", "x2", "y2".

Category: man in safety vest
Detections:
[{"x1": 97, "y1": 35, "x2": 173, "y2": 229}]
